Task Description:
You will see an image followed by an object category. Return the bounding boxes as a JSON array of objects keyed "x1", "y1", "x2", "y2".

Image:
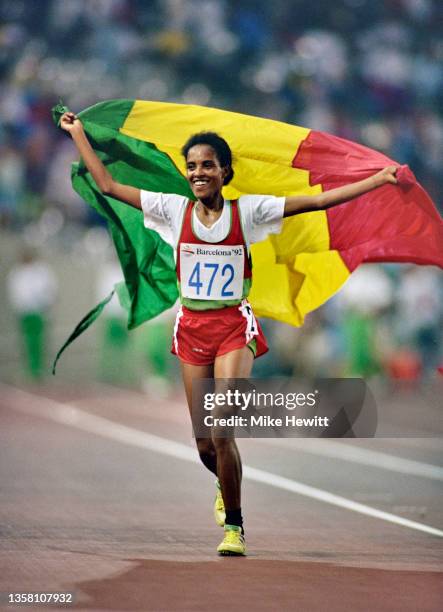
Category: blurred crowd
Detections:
[{"x1": 0, "y1": 0, "x2": 441, "y2": 382}]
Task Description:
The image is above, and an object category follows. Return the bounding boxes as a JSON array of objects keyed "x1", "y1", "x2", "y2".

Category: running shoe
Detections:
[
  {"x1": 214, "y1": 479, "x2": 225, "y2": 527},
  {"x1": 217, "y1": 524, "x2": 246, "y2": 556}
]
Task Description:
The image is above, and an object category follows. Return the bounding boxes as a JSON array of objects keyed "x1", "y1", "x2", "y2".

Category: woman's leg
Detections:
[
  {"x1": 212, "y1": 346, "x2": 254, "y2": 514},
  {"x1": 180, "y1": 361, "x2": 217, "y2": 474}
]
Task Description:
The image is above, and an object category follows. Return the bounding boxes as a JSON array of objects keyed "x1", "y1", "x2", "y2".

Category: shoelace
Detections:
[{"x1": 224, "y1": 530, "x2": 244, "y2": 544}]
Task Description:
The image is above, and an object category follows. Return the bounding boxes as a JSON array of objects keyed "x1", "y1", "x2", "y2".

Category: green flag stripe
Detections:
[
  {"x1": 70, "y1": 112, "x2": 191, "y2": 329},
  {"x1": 52, "y1": 102, "x2": 193, "y2": 371},
  {"x1": 78, "y1": 99, "x2": 135, "y2": 130},
  {"x1": 52, "y1": 290, "x2": 115, "y2": 374}
]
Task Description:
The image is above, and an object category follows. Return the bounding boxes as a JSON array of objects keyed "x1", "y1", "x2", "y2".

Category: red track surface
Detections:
[{"x1": 1, "y1": 383, "x2": 442, "y2": 611}]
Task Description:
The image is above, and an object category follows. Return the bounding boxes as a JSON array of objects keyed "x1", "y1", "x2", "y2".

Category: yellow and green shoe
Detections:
[
  {"x1": 217, "y1": 524, "x2": 246, "y2": 556},
  {"x1": 214, "y1": 479, "x2": 225, "y2": 527}
]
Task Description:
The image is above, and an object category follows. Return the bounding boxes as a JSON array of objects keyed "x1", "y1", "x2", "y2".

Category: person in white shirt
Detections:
[
  {"x1": 7, "y1": 248, "x2": 57, "y2": 380},
  {"x1": 60, "y1": 109, "x2": 398, "y2": 556}
]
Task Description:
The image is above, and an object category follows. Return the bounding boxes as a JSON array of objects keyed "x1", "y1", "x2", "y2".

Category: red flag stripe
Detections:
[{"x1": 293, "y1": 130, "x2": 443, "y2": 271}]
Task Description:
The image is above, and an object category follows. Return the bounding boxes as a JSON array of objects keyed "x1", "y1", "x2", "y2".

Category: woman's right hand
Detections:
[
  {"x1": 60, "y1": 111, "x2": 82, "y2": 134},
  {"x1": 58, "y1": 108, "x2": 142, "y2": 209}
]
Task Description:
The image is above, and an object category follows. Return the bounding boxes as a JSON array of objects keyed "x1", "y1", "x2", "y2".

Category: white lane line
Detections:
[
  {"x1": 96, "y1": 383, "x2": 443, "y2": 481},
  {"x1": 4, "y1": 385, "x2": 443, "y2": 539},
  {"x1": 258, "y1": 438, "x2": 443, "y2": 482}
]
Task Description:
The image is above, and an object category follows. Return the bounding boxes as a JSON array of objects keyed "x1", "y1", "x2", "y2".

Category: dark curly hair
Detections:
[{"x1": 181, "y1": 131, "x2": 234, "y2": 185}]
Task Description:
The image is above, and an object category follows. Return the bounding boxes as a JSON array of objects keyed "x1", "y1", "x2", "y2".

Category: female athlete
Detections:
[{"x1": 60, "y1": 110, "x2": 398, "y2": 556}]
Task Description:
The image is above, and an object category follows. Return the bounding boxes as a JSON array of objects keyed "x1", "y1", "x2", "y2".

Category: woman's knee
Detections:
[
  {"x1": 196, "y1": 437, "x2": 216, "y2": 463},
  {"x1": 211, "y1": 435, "x2": 236, "y2": 452}
]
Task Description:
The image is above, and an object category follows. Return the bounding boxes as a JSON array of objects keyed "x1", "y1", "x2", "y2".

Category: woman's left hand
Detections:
[{"x1": 375, "y1": 165, "x2": 398, "y2": 186}]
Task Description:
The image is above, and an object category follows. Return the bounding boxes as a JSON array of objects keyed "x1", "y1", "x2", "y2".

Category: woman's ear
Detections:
[{"x1": 222, "y1": 166, "x2": 234, "y2": 185}]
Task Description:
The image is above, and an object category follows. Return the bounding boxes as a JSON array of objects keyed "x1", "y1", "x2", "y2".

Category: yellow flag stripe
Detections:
[
  {"x1": 121, "y1": 100, "x2": 321, "y2": 197},
  {"x1": 121, "y1": 100, "x2": 349, "y2": 325},
  {"x1": 122, "y1": 100, "x2": 310, "y2": 163}
]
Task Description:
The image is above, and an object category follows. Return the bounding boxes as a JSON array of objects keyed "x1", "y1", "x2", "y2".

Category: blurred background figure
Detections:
[
  {"x1": 141, "y1": 307, "x2": 177, "y2": 398},
  {"x1": 96, "y1": 256, "x2": 131, "y2": 385},
  {"x1": 393, "y1": 266, "x2": 442, "y2": 378},
  {"x1": 338, "y1": 266, "x2": 394, "y2": 378},
  {"x1": 6, "y1": 248, "x2": 57, "y2": 380},
  {"x1": 96, "y1": 253, "x2": 177, "y2": 393}
]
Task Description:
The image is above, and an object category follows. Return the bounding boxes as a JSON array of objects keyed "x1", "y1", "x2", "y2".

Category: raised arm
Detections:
[
  {"x1": 283, "y1": 166, "x2": 398, "y2": 217},
  {"x1": 60, "y1": 112, "x2": 141, "y2": 209}
]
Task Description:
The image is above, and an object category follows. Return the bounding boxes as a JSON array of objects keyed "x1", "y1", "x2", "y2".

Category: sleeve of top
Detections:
[
  {"x1": 140, "y1": 190, "x2": 187, "y2": 248},
  {"x1": 238, "y1": 195, "x2": 285, "y2": 245}
]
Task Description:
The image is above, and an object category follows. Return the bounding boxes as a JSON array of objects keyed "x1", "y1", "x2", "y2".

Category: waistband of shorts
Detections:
[{"x1": 181, "y1": 302, "x2": 247, "y2": 318}]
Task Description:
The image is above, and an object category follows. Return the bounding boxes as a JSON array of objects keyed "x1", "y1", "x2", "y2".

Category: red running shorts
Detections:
[{"x1": 171, "y1": 299, "x2": 268, "y2": 366}]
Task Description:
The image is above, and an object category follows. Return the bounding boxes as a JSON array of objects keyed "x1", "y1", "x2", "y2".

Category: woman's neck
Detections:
[
  {"x1": 196, "y1": 195, "x2": 225, "y2": 228},
  {"x1": 197, "y1": 193, "x2": 224, "y2": 213}
]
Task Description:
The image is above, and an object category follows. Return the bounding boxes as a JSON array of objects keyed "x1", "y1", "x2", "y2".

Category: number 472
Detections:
[{"x1": 188, "y1": 262, "x2": 234, "y2": 297}]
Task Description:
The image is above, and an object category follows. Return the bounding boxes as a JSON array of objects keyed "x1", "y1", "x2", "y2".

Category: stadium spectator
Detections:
[{"x1": 6, "y1": 248, "x2": 57, "y2": 379}]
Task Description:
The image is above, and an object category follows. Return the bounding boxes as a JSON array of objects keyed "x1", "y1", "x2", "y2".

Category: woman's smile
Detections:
[{"x1": 186, "y1": 144, "x2": 227, "y2": 203}]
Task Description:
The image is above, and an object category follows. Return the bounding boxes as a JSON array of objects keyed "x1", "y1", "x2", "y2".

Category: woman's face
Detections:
[{"x1": 185, "y1": 144, "x2": 227, "y2": 201}]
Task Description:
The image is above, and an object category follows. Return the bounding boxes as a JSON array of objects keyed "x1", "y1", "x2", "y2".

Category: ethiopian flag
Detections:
[{"x1": 52, "y1": 100, "x2": 442, "y2": 368}]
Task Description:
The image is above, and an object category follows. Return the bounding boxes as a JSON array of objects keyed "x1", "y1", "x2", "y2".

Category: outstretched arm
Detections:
[
  {"x1": 283, "y1": 166, "x2": 398, "y2": 217},
  {"x1": 60, "y1": 112, "x2": 141, "y2": 209}
]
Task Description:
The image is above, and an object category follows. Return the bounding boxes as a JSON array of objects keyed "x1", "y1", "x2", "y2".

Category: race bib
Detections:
[{"x1": 180, "y1": 243, "x2": 244, "y2": 300}]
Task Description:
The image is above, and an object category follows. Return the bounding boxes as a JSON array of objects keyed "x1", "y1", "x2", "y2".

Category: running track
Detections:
[{"x1": 0, "y1": 383, "x2": 442, "y2": 611}]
